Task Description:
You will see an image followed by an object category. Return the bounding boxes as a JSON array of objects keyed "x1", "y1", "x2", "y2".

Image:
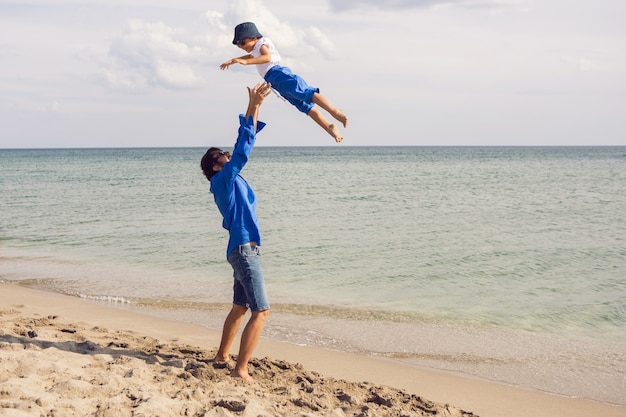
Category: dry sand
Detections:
[{"x1": 1, "y1": 283, "x2": 624, "y2": 417}]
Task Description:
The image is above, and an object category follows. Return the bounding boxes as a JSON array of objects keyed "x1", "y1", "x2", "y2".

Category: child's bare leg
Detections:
[
  {"x1": 309, "y1": 107, "x2": 343, "y2": 143},
  {"x1": 312, "y1": 93, "x2": 347, "y2": 128}
]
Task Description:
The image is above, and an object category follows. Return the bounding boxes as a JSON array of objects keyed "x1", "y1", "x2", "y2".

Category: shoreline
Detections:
[{"x1": 1, "y1": 283, "x2": 624, "y2": 417}]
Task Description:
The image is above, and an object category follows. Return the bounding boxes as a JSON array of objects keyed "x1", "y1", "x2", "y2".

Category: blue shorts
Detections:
[
  {"x1": 227, "y1": 245, "x2": 270, "y2": 312},
  {"x1": 264, "y1": 65, "x2": 319, "y2": 114}
]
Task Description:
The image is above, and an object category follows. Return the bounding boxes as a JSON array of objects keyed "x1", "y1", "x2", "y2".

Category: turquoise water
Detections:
[{"x1": 1, "y1": 147, "x2": 625, "y2": 404}]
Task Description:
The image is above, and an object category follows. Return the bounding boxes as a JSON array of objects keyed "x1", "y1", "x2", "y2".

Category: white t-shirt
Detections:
[{"x1": 251, "y1": 37, "x2": 281, "y2": 77}]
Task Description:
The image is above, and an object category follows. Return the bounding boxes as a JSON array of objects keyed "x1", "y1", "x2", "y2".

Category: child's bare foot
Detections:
[
  {"x1": 230, "y1": 368, "x2": 254, "y2": 382},
  {"x1": 328, "y1": 124, "x2": 343, "y2": 143},
  {"x1": 335, "y1": 110, "x2": 348, "y2": 128}
]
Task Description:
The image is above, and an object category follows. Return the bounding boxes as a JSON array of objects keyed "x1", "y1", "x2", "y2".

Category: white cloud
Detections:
[
  {"x1": 48, "y1": 101, "x2": 62, "y2": 112},
  {"x1": 577, "y1": 59, "x2": 600, "y2": 72},
  {"x1": 104, "y1": 20, "x2": 207, "y2": 90},
  {"x1": 327, "y1": 0, "x2": 527, "y2": 12}
]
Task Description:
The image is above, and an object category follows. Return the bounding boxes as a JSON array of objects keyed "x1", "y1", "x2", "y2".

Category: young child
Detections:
[{"x1": 220, "y1": 22, "x2": 348, "y2": 143}]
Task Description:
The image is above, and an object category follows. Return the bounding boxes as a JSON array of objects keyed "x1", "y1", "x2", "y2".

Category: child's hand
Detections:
[{"x1": 219, "y1": 59, "x2": 238, "y2": 70}]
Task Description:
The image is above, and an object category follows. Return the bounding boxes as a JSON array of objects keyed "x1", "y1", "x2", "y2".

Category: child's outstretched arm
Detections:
[
  {"x1": 220, "y1": 55, "x2": 252, "y2": 70},
  {"x1": 219, "y1": 44, "x2": 272, "y2": 70}
]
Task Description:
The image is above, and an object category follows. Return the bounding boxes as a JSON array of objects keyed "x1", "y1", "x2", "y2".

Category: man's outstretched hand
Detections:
[
  {"x1": 247, "y1": 82, "x2": 272, "y2": 106},
  {"x1": 244, "y1": 82, "x2": 272, "y2": 126}
]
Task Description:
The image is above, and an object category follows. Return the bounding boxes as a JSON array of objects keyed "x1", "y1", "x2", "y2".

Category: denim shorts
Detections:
[{"x1": 227, "y1": 245, "x2": 270, "y2": 312}]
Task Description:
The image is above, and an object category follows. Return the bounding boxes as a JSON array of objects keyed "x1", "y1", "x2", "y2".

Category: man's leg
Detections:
[
  {"x1": 214, "y1": 304, "x2": 248, "y2": 362},
  {"x1": 231, "y1": 309, "x2": 270, "y2": 381}
]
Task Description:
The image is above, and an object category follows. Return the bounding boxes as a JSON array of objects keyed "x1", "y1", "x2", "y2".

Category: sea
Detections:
[{"x1": 1, "y1": 146, "x2": 625, "y2": 405}]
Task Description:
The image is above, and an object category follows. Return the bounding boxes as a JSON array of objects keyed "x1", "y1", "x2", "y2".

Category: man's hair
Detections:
[{"x1": 200, "y1": 147, "x2": 222, "y2": 181}]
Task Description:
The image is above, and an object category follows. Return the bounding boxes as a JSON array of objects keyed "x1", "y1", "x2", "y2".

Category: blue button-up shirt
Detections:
[{"x1": 209, "y1": 114, "x2": 266, "y2": 257}]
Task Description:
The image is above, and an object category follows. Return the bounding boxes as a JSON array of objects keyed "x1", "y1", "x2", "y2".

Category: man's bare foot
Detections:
[
  {"x1": 328, "y1": 124, "x2": 343, "y2": 143},
  {"x1": 230, "y1": 368, "x2": 254, "y2": 382},
  {"x1": 335, "y1": 110, "x2": 348, "y2": 128},
  {"x1": 212, "y1": 355, "x2": 231, "y2": 368},
  {"x1": 213, "y1": 354, "x2": 229, "y2": 362}
]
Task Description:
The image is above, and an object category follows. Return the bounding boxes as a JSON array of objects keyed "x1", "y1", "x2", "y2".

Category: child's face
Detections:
[{"x1": 236, "y1": 38, "x2": 256, "y2": 52}]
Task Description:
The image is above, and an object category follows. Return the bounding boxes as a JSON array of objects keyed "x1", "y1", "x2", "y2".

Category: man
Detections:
[{"x1": 200, "y1": 82, "x2": 272, "y2": 382}]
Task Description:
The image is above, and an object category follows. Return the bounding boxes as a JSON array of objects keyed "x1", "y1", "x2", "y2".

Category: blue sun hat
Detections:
[{"x1": 232, "y1": 22, "x2": 263, "y2": 45}]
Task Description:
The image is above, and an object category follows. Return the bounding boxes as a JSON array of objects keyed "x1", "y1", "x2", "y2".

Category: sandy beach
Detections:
[{"x1": 1, "y1": 283, "x2": 624, "y2": 417}]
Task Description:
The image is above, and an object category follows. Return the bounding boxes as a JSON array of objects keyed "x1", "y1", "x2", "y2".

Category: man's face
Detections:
[{"x1": 211, "y1": 149, "x2": 231, "y2": 172}]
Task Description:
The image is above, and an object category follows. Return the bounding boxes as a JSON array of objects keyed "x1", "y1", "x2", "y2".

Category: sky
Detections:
[{"x1": 1, "y1": 0, "x2": 625, "y2": 148}]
